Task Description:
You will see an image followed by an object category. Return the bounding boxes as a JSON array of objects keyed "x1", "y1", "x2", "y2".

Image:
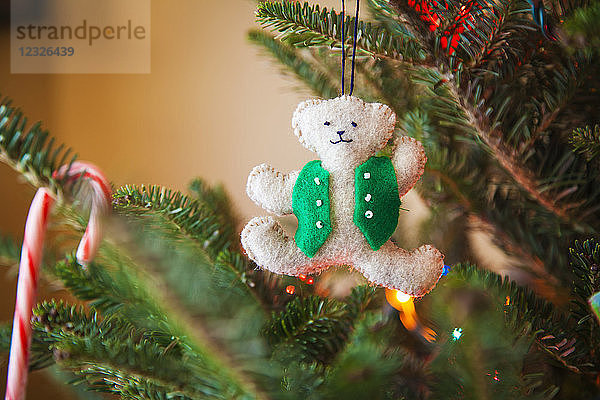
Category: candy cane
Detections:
[
  {"x1": 5, "y1": 162, "x2": 111, "y2": 400},
  {"x1": 53, "y1": 162, "x2": 112, "y2": 266},
  {"x1": 5, "y1": 189, "x2": 54, "y2": 400}
]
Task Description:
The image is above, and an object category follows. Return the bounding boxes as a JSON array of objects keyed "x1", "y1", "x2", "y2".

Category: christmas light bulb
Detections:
[
  {"x1": 385, "y1": 289, "x2": 436, "y2": 341},
  {"x1": 442, "y1": 264, "x2": 451, "y2": 276},
  {"x1": 452, "y1": 327, "x2": 463, "y2": 341},
  {"x1": 396, "y1": 291, "x2": 411, "y2": 303}
]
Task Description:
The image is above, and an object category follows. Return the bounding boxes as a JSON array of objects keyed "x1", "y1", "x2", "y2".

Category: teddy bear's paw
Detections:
[
  {"x1": 241, "y1": 216, "x2": 278, "y2": 262},
  {"x1": 241, "y1": 216, "x2": 312, "y2": 275},
  {"x1": 355, "y1": 243, "x2": 444, "y2": 297},
  {"x1": 247, "y1": 164, "x2": 276, "y2": 205},
  {"x1": 401, "y1": 245, "x2": 445, "y2": 297},
  {"x1": 246, "y1": 164, "x2": 295, "y2": 215},
  {"x1": 393, "y1": 136, "x2": 428, "y2": 197}
]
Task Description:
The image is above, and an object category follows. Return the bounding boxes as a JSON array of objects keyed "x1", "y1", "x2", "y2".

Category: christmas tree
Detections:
[{"x1": 1, "y1": 0, "x2": 600, "y2": 398}]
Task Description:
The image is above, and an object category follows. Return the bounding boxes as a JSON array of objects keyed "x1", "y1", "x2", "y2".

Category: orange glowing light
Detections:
[
  {"x1": 422, "y1": 326, "x2": 436, "y2": 342},
  {"x1": 385, "y1": 289, "x2": 412, "y2": 309},
  {"x1": 396, "y1": 290, "x2": 412, "y2": 303},
  {"x1": 285, "y1": 285, "x2": 296, "y2": 295},
  {"x1": 385, "y1": 289, "x2": 436, "y2": 342},
  {"x1": 399, "y1": 298, "x2": 418, "y2": 331},
  {"x1": 505, "y1": 296, "x2": 510, "y2": 306},
  {"x1": 306, "y1": 277, "x2": 314, "y2": 285},
  {"x1": 298, "y1": 274, "x2": 307, "y2": 281}
]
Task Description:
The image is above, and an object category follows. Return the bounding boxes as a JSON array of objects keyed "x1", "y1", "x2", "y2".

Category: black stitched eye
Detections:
[
  {"x1": 351, "y1": 121, "x2": 357, "y2": 127},
  {"x1": 324, "y1": 121, "x2": 330, "y2": 126}
]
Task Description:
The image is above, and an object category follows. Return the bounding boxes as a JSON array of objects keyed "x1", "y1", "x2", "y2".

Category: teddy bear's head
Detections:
[{"x1": 292, "y1": 95, "x2": 396, "y2": 169}]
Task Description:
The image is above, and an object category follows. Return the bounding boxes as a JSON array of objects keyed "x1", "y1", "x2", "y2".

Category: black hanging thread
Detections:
[
  {"x1": 349, "y1": 0, "x2": 360, "y2": 95},
  {"x1": 341, "y1": 0, "x2": 345, "y2": 95},
  {"x1": 341, "y1": 0, "x2": 360, "y2": 96}
]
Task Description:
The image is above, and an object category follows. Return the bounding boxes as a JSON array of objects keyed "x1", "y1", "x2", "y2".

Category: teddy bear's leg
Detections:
[
  {"x1": 241, "y1": 216, "x2": 325, "y2": 276},
  {"x1": 352, "y1": 242, "x2": 444, "y2": 297}
]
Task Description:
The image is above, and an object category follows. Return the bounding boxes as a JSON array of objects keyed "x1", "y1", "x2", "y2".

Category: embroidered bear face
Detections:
[{"x1": 292, "y1": 95, "x2": 396, "y2": 169}]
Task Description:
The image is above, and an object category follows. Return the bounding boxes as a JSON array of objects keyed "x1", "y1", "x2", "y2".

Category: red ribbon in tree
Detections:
[{"x1": 408, "y1": 0, "x2": 480, "y2": 54}]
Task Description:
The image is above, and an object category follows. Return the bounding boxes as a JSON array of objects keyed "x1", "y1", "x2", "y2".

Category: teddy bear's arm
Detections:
[
  {"x1": 391, "y1": 136, "x2": 427, "y2": 197},
  {"x1": 246, "y1": 164, "x2": 299, "y2": 216}
]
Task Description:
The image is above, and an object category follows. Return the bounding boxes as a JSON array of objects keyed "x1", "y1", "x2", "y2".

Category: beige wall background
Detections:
[
  {"x1": 1, "y1": 0, "x2": 324, "y2": 231},
  {"x1": 0, "y1": 1, "x2": 341, "y2": 397}
]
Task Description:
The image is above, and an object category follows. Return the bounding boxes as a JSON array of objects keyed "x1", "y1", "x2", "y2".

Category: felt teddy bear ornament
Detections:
[{"x1": 241, "y1": 95, "x2": 444, "y2": 297}]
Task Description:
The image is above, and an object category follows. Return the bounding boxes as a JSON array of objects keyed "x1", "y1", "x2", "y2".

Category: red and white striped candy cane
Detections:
[
  {"x1": 5, "y1": 189, "x2": 54, "y2": 400},
  {"x1": 53, "y1": 162, "x2": 112, "y2": 266},
  {"x1": 5, "y1": 162, "x2": 111, "y2": 400}
]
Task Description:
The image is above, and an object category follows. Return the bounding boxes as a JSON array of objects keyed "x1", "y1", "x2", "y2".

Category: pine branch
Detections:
[
  {"x1": 113, "y1": 183, "x2": 303, "y2": 317},
  {"x1": 318, "y1": 314, "x2": 405, "y2": 400},
  {"x1": 51, "y1": 249, "x2": 205, "y2": 348},
  {"x1": 418, "y1": 68, "x2": 588, "y2": 228},
  {"x1": 51, "y1": 255, "x2": 163, "y2": 318},
  {"x1": 214, "y1": 250, "x2": 295, "y2": 312},
  {"x1": 248, "y1": 29, "x2": 339, "y2": 98},
  {"x1": 451, "y1": 263, "x2": 599, "y2": 373},
  {"x1": 1, "y1": 322, "x2": 68, "y2": 372},
  {"x1": 0, "y1": 232, "x2": 19, "y2": 266},
  {"x1": 113, "y1": 184, "x2": 281, "y2": 314},
  {"x1": 188, "y1": 178, "x2": 238, "y2": 250},
  {"x1": 564, "y1": 0, "x2": 600, "y2": 56},
  {"x1": 113, "y1": 184, "x2": 230, "y2": 259},
  {"x1": 256, "y1": 1, "x2": 427, "y2": 63},
  {"x1": 416, "y1": 67, "x2": 564, "y2": 212},
  {"x1": 265, "y1": 296, "x2": 349, "y2": 364},
  {"x1": 30, "y1": 301, "x2": 231, "y2": 399},
  {"x1": 344, "y1": 285, "x2": 378, "y2": 318},
  {"x1": 0, "y1": 321, "x2": 8, "y2": 347},
  {"x1": 569, "y1": 239, "x2": 600, "y2": 353},
  {"x1": 6, "y1": 312, "x2": 193, "y2": 399},
  {"x1": 424, "y1": 113, "x2": 598, "y2": 281},
  {"x1": 401, "y1": 108, "x2": 563, "y2": 285},
  {"x1": 571, "y1": 125, "x2": 600, "y2": 161},
  {"x1": 68, "y1": 366, "x2": 194, "y2": 400},
  {"x1": 354, "y1": 58, "x2": 418, "y2": 115},
  {"x1": 0, "y1": 95, "x2": 76, "y2": 191},
  {"x1": 48, "y1": 368, "x2": 106, "y2": 400},
  {"x1": 109, "y1": 185, "x2": 283, "y2": 398},
  {"x1": 49, "y1": 253, "x2": 264, "y2": 398},
  {"x1": 425, "y1": 158, "x2": 565, "y2": 287},
  {"x1": 265, "y1": 286, "x2": 376, "y2": 365},
  {"x1": 417, "y1": 102, "x2": 588, "y2": 284},
  {"x1": 368, "y1": 0, "x2": 417, "y2": 39},
  {"x1": 453, "y1": 84, "x2": 561, "y2": 217},
  {"x1": 467, "y1": 214, "x2": 560, "y2": 287},
  {"x1": 382, "y1": 0, "x2": 597, "y2": 230},
  {"x1": 34, "y1": 302, "x2": 197, "y2": 389},
  {"x1": 462, "y1": 0, "x2": 536, "y2": 70}
]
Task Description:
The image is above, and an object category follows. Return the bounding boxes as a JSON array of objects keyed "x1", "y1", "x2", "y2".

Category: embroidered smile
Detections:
[{"x1": 330, "y1": 131, "x2": 353, "y2": 144}]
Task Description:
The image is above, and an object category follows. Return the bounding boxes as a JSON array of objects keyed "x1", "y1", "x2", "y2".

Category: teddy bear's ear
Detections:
[
  {"x1": 292, "y1": 99, "x2": 322, "y2": 149},
  {"x1": 292, "y1": 99, "x2": 322, "y2": 130},
  {"x1": 370, "y1": 102, "x2": 396, "y2": 135}
]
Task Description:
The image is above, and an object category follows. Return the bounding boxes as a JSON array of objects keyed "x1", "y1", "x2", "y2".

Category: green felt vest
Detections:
[{"x1": 292, "y1": 157, "x2": 400, "y2": 258}]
